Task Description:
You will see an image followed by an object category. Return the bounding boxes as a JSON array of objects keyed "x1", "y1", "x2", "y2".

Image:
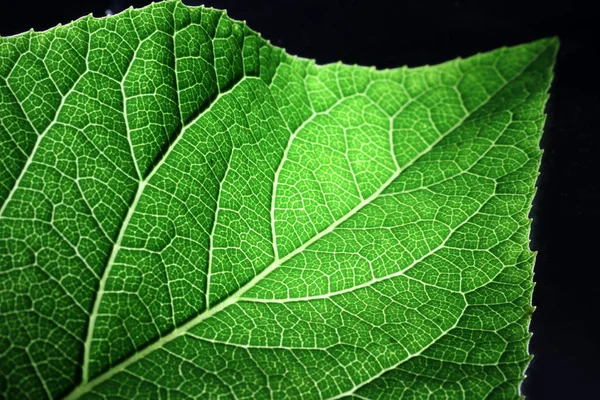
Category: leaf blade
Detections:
[{"x1": 0, "y1": 2, "x2": 557, "y2": 399}]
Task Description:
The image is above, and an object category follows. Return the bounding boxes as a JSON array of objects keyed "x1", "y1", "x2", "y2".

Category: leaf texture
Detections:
[{"x1": 0, "y1": 1, "x2": 557, "y2": 399}]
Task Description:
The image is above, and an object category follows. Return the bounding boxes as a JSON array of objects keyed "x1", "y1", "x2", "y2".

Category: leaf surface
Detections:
[{"x1": 0, "y1": 1, "x2": 556, "y2": 399}]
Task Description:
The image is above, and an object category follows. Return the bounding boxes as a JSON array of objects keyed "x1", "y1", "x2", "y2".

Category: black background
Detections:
[{"x1": 1, "y1": 0, "x2": 598, "y2": 398}]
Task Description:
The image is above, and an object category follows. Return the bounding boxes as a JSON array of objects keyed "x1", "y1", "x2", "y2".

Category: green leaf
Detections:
[{"x1": 0, "y1": 1, "x2": 556, "y2": 399}]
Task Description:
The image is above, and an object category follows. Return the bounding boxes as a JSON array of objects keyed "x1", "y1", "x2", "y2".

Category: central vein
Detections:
[{"x1": 70, "y1": 41, "x2": 546, "y2": 400}]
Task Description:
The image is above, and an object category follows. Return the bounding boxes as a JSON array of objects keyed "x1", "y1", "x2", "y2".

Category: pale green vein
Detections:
[
  {"x1": 80, "y1": 75, "x2": 251, "y2": 385},
  {"x1": 67, "y1": 39, "x2": 547, "y2": 399},
  {"x1": 0, "y1": 31, "x2": 91, "y2": 217}
]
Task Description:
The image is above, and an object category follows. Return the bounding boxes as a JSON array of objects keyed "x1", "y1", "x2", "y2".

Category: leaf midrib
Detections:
[{"x1": 64, "y1": 42, "x2": 550, "y2": 400}]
